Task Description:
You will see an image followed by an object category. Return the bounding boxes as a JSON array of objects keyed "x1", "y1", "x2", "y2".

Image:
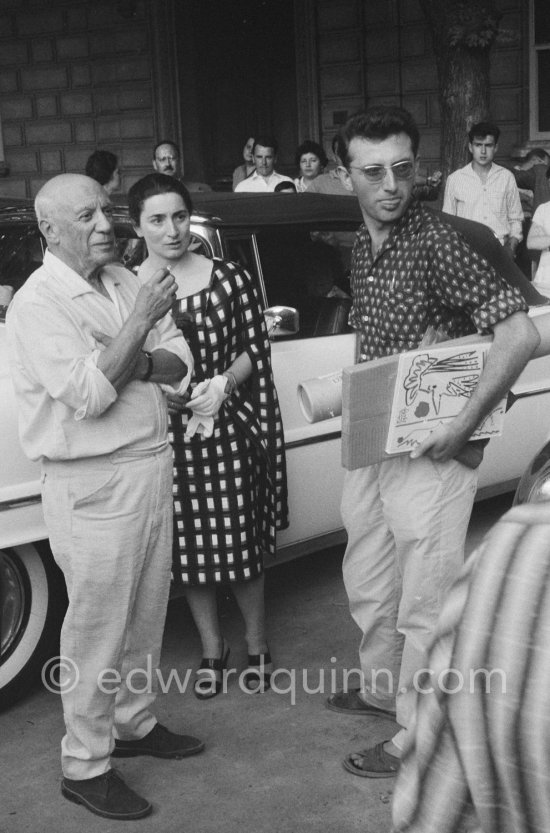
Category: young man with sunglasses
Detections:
[{"x1": 326, "y1": 106, "x2": 538, "y2": 778}]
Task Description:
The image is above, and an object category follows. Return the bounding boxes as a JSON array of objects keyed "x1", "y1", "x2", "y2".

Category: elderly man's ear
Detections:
[
  {"x1": 39, "y1": 218, "x2": 59, "y2": 245},
  {"x1": 336, "y1": 165, "x2": 355, "y2": 193}
]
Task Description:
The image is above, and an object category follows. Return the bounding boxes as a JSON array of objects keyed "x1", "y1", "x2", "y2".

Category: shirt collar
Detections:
[{"x1": 43, "y1": 249, "x2": 121, "y2": 299}]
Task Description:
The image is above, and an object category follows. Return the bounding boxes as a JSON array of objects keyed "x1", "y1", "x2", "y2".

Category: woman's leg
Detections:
[
  {"x1": 184, "y1": 585, "x2": 223, "y2": 657},
  {"x1": 231, "y1": 574, "x2": 268, "y2": 656}
]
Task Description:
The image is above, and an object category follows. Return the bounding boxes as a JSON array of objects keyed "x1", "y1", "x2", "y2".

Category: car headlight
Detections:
[{"x1": 513, "y1": 440, "x2": 550, "y2": 505}]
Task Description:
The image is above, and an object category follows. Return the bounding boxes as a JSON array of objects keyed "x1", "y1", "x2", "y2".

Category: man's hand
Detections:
[
  {"x1": 166, "y1": 390, "x2": 190, "y2": 414},
  {"x1": 410, "y1": 421, "x2": 471, "y2": 463},
  {"x1": 134, "y1": 267, "x2": 178, "y2": 327}
]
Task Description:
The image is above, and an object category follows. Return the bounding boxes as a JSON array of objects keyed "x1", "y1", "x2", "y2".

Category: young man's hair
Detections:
[
  {"x1": 336, "y1": 106, "x2": 420, "y2": 168},
  {"x1": 253, "y1": 136, "x2": 278, "y2": 156},
  {"x1": 128, "y1": 172, "x2": 192, "y2": 226},
  {"x1": 274, "y1": 180, "x2": 297, "y2": 193},
  {"x1": 468, "y1": 121, "x2": 500, "y2": 144}
]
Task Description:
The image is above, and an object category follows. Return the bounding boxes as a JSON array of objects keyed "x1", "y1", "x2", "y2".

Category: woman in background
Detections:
[
  {"x1": 294, "y1": 140, "x2": 328, "y2": 192},
  {"x1": 128, "y1": 172, "x2": 288, "y2": 700},
  {"x1": 85, "y1": 149, "x2": 121, "y2": 195},
  {"x1": 232, "y1": 137, "x2": 256, "y2": 190}
]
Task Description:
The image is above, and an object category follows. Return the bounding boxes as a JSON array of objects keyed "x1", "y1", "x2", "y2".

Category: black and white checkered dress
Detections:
[{"x1": 168, "y1": 259, "x2": 288, "y2": 585}]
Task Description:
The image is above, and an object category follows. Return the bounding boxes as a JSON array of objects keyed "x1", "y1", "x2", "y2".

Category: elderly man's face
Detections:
[
  {"x1": 54, "y1": 180, "x2": 115, "y2": 277},
  {"x1": 254, "y1": 145, "x2": 276, "y2": 178},
  {"x1": 153, "y1": 144, "x2": 180, "y2": 177}
]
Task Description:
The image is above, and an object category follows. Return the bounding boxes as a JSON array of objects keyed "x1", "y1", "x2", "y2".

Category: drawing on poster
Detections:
[{"x1": 386, "y1": 344, "x2": 506, "y2": 454}]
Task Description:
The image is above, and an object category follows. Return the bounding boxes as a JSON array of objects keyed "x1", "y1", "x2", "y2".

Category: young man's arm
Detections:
[{"x1": 411, "y1": 311, "x2": 539, "y2": 463}]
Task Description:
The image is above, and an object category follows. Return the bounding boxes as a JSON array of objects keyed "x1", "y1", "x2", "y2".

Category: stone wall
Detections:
[{"x1": 0, "y1": 0, "x2": 162, "y2": 198}]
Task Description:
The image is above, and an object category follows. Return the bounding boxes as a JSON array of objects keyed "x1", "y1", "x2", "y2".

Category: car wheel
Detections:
[{"x1": 0, "y1": 542, "x2": 66, "y2": 710}]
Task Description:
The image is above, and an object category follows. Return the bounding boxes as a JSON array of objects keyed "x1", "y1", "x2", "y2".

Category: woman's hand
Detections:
[
  {"x1": 166, "y1": 390, "x2": 190, "y2": 415},
  {"x1": 187, "y1": 376, "x2": 227, "y2": 417}
]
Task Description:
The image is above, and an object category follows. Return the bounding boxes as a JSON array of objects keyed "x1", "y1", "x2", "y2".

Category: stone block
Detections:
[
  {"x1": 317, "y1": 0, "x2": 360, "y2": 30},
  {"x1": 401, "y1": 26, "x2": 427, "y2": 57},
  {"x1": 120, "y1": 117, "x2": 154, "y2": 139},
  {"x1": 0, "y1": 70, "x2": 17, "y2": 93},
  {"x1": 56, "y1": 36, "x2": 89, "y2": 60},
  {"x1": 92, "y1": 57, "x2": 151, "y2": 85},
  {"x1": 0, "y1": 41, "x2": 28, "y2": 66},
  {"x1": 64, "y1": 148, "x2": 91, "y2": 171},
  {"x1": 319, "y1": 32, "x2": 361, "y2": 64},
  {"x1": 75, "y1": 121, "x2": 95, "y2": 143},
  {"x1": 25, "y1": 121, "x2": 71, "y2": 145},
  {"x1": 40, "y1": 149, "x2": 62, "y2": 172},
  {"x1": 402, "y1": 58, "x2": 438, "y2": 91},
  {"x1": 320, "y1": 64, "x2": 363, "y2": 97},
  {"x1": 21, "y1": 66, "x2": 68, "y2": 91},
  {"x1": 1, "y1": 96, "x2": 33, "y2": 119},
  {"x1": 492, "y1": 89, "x2": 521, "y2": 122},
  {"x1": 60, "y1": 92, "x2": 93, "y2": 115},
  {"x1": 365, "y1": 29, "x2": 398, "y2": 61},
  {"x1": 31, "y1": 39, "x2": 53, "y2": 63},
  {"x1": 89, "y1": 32, "x2": 115, "y2": 55},
  {"x1": 121, "y1": 145, "x2": 154, "y2": 167},
  {"x1": 29, "y1": 177, "x2": 49, "y2": 197},
  {"x1": 2, "y1": 124, "x2": 22, "y2": 146},
  {"x1": 0, "y1": 15, "x2": 13, "y2": 37},
  {"x1": 66, "y1": 6, "x2": 89, "y2": 30},
  {"x1": 95, "y1": 91, "x2": 118, "y2": 114},
  {"x1": 0, "y1": 179, "x2": 28, "y2": 199},
  {"x1": 118, "y1": 89, "x2": 152, "y2": 111},
  {"x1": 490, "y1": 50, "x2": 521, "y2": 85},
  {"x1": 403, "y1": 96, "x2": 428, "y2": 127},
  {"x1": 359, "y1": 0, "x2": 395, "y2": 25},
  {"x1": 15, "y1": 9, "x2": 63, "y2": 36},
  {"x1": 115, "y1": 28, "x2": 147, "y2": 53},
  {"x1": 366, "y1": 62, "x2": 399, "y2": 95},
  {"x1": 72, "y1": 64, "x2": 91, "y2": 87},
  {"x1": 8, "y1": 150, "x2": 38, "y2": 173},
  {"x1": 36, "y1": 96, "x2": 57, "y2": 118}
]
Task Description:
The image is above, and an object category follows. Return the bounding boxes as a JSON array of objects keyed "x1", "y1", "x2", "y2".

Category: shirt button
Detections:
[{"x1": 367, "y1": 275, "x2": 375, "y2": 282}]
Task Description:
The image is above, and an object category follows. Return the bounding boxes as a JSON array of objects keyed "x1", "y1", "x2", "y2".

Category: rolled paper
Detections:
[{"x1": 298, "y1": 370, "x2": 343, "y2": 423}]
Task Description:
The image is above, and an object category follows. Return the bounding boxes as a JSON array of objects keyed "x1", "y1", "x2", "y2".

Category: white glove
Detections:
[
  {"x1": 187, "y1": 375, "x2": 227, "y2": 417},
  {"x1": 185, "y1": 412, "x2": 214, "y2": 439}
]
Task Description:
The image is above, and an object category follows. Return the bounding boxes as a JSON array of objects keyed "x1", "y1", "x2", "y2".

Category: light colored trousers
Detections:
[
  {"x1": 341, "y1": 455, "x2": 477, "y2": 749},
  {"x1": 41, "y1": 445, "x2": 173, "y2": 780}
]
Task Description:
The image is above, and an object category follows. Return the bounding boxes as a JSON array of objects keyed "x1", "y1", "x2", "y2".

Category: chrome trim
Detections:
[{"x1": 0, "y1": 494, "x2": 42, "y2": 512}]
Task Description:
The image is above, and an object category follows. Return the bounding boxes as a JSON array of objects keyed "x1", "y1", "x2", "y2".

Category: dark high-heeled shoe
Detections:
[
  {"x1": 243, "y1": 650, "x2": 273, "y2": 694},
  {"x1": 193, "y1": 642, "x2": 230, "y2": 700}
]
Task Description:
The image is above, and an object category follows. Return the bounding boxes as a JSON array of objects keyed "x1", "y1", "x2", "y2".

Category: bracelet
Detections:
[
  {"x1": 222, "y1": 370, "x2": 238, "y2": 396},
  {"x1": 142, "y1": 350, "x2": 154, "y2": 381}
]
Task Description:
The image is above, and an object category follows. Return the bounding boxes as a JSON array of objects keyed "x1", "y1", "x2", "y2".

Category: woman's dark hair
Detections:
[
  {"x1": 128, "y1": 173, "x2": 193, "y2": 225},
  {"x1": 336, "y1": 106, "x2": 420, "y2": 168},
  {"x1": 295, "y1": 140, "x2": 328, "y2": 170},
  {"x1": 85, "y1": 150, "x2": 118, "y2": 186}
]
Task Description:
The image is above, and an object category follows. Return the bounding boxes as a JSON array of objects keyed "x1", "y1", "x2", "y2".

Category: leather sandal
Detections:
[
  {"x1": 243, "y1": 650, "x2": 273, "y2": 694},
  {"x1": 194, "y1": 642, "x2": 230, "y2": 700}
]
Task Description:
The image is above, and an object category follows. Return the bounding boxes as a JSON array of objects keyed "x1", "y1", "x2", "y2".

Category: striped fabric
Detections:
[
  {"x1": 392, "y1": 502, "x2": 550, "y2": 833},
  {"x1": 170, "y1": 259, "x2": 288, "y2": 586}
]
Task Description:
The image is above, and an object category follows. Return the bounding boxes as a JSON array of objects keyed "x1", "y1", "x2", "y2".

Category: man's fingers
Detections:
[{"x1": 92, "y1": 330, "x2": 112, "y2": 345}]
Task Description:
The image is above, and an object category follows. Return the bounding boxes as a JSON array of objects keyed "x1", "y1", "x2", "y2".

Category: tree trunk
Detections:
[{"x1": 419, "y1": 0, "x2": 501, "y2": 178}]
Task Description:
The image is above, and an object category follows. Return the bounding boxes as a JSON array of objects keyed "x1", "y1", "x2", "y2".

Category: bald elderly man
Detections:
[{"x1": 6, "y1": 174, "x2": 200, "y2": 821}]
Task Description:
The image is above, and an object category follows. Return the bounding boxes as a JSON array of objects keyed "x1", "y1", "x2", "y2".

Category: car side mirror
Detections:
[{"x1": 264, "y1": 305, "x2": 299, "y2": 339}]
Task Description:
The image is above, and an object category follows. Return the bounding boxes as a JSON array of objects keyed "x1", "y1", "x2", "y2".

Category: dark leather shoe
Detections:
[
  {"x1": 61, "y1": 768, "x2": 152, "y2": 820},
  {"x1": 112, "y1": 722, "x2": 205, "y2": 759}
]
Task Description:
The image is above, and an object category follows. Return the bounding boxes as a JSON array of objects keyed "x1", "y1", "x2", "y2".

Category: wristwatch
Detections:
[
  {"x1": 222, "y1": 370, "x2": 238, "y2": 396},
  {"x1": 142, "y1": 350, "x2": 154, "y2": 381}
]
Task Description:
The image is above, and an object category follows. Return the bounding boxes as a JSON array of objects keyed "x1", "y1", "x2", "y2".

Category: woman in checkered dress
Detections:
[{"x1": 129, "y1": 174, "x2": 288, "y2": 698}]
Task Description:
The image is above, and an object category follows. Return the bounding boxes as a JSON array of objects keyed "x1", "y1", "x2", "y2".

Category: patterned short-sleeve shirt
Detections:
[{"x1": 349, "y1": 200, "x2": 527, "y2": 363}]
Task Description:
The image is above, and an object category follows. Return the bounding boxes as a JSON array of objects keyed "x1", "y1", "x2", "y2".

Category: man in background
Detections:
[
  {"x1": 443, "y1": 121, "x2": 523, "y2": 259},
  {"x1": 234, "y1": 136, "x2": 294, "y2": 192}
]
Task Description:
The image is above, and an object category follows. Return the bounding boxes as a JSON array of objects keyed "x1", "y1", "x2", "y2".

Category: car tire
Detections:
[{"x1": 0, "y1": 541, "x2": 66, "y2": 711}]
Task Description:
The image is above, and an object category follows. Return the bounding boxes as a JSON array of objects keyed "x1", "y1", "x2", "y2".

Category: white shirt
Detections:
[
  {"x1": 443, "y1": 162, "x2": 523, "y2": 243},
  {"x1": 234, "y1": 170, "x2": 294, "y2": 192},
  {"x1": 7, "y1": 250, "x2": 193, "y2": 462}
]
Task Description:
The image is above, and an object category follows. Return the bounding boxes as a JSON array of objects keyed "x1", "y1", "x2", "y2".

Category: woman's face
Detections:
[
  {"x1": 135, "y1": 192, "x2": 191, "y2": 262},
  {"x1": 243, "y1": 137, "x2": 255, "y2": 164},
  {"x1": 300, "y1": 153, "x2": 323, "y2": 180}
]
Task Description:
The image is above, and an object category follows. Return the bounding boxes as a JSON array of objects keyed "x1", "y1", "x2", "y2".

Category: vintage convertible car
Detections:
[{"x1": 1, "y1": 192, "x2": 550, "y2": 709}]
